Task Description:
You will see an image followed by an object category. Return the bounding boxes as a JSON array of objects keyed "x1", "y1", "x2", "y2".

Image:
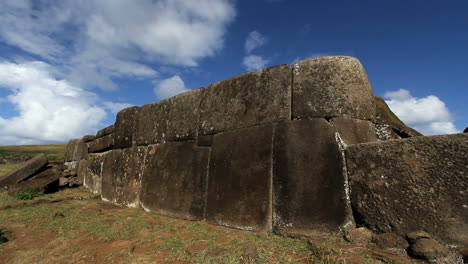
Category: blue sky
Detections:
[{"x1": 0, "y1": 0, "x2": 466, "y2": 144}]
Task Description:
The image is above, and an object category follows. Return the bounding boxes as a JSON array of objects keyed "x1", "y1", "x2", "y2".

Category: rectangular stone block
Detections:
[
  {"x1": 76, "y1": 159, "x2": 88, "y2": 185},
  {"x1": 96, "y1": 125, "x2": 115, "y2": 138},
  {"x1": 88, "y1": 134, "x2": 114, "y2": 153},
  {"x1": 292, "y1": 56, "x2": 375, "y2": 120},
  {"x1": 82, "y1": 153, "x2": 105, "y2": 195},
  {"x1": 114, "y1": 106, "x2": 139, "y2": 149},
  {"x1": 331, "y1": 118, "x2": 377, "y2": 145},
  {"x1": 273, "y1": 119, "x2": 348, "y2": 236},
  {"x1": 140, "y1": 142, "x2": 210, "y2": 220},
  {"x1": 0, "y1": 154, "x2": 49, "y2": 187},
  {"x1": 346, "y1": 133, "x2": 468, "y2": 246},
  {"x1": 199, "y1": 65, "x2": 291, "y2": 135},
  {"x1": 64, "y1": 138, "x2": 88, "y2": 162},
  {"x1": 206, "y1": 124, "x2": 273, "y2": 231},
  {"x1": 101, "y1": 147, "x2": 148, "y2": 208}
]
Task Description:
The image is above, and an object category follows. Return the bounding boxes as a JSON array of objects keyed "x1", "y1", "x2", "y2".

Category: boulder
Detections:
[
  {"x1": 82, "y1": 154, "x2": 105, "y2": 195},
  {"x1": 64, "y1": 138, "x2": 88, "y2": 162},
  {"x1": 374, "y1": 233, "x2": 409, "y2": 250},
  {"x1": 409, "y1": 238, "x2": 450, "y2": 261},
  {"x1": 140, "y1": 142, "x2": 210, "y2": 220},
  {"x1": 9, "y1": 168, "x2": 59, "y2": 194},
  {"x1": 0, "y1": 154, "x2": 48, "y2": 188},
  {"x1": 292, "y1": 56, "x2": 375, "y2": 120},
  {"x1": 88, "y1": 133, "x2": 114, "y2": 153},
  {"x1": 101, "y1": 147, "x2": 148, "y2": 208},
  {"x1": 331, "y1": 118, "x2": 377, "y2": 145},
  {"x1": 199, "y1": 64, "x2": 291, "y2": 135},
  {"x1": 406, "y1": 231, "x2": 432, "y2": 244},
  {"x1": 114, "y1": 106, "x2": 139, "y2": 149},
  {"x1": 82, "y1": 135, "x2": 96, "y2": 142},
  {"x1": 95, "y1": 125, "x2": 115, "y2": 138},
  {"x1": 346, "y1": 133, "x2": 468, "y2": 246},
  {"x1": 272, "y1": 119, "x2": 348, "y2": 236},
  {"x1": 206, "y1": 124, "x2": 273, "y2": 231},
  {"x1": 374, "y1": 96, "x2": 423, "y2": 140}
]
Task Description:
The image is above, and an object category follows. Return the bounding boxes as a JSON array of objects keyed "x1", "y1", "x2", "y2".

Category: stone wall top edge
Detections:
[{"x1": 347, "y1": 132, "x2": 467, "y2": 148}]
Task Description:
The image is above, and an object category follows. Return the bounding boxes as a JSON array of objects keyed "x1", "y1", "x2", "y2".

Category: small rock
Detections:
[
  {"x1": 409, "y1": 238, "x2": 450, "y2": 261},
  {"x1": 406, "y1": 231, "x2": 432, "y2": 244},
  {"x1": 374, "y1": 233, "x2": 409, "y2": 250},
  {"x1": 59, "y1": 177, "x2": 69, "y2": 188},
  {"x1": 204, "y1": 248, "x2": 229, "y2": 260},
  {"x1": 54, "y1": 212, "x2": 65, "y2": 218},
  {"x1": 344, "y1": 227, "x2": 373, "y2": 245}
]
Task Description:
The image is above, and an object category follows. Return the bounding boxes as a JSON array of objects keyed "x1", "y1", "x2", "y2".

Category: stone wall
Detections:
[{"x1": 65, "y1": 56, "x2": 467, "y2": 246}]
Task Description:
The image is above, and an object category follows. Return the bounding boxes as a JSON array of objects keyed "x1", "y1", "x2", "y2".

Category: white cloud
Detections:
[
  {"x1": 103, "y1": 102, "x2": 134, "y2": 114},
  {"x1": 0, "y1": 0, "x2": 236, "y2": 89},
  {"x1": 0, "y1": 61, "x2": 107, "y2": 145},
  {"x1": 242, "y1": 55, "x2": 269, "y2": 71},
  {"x1": 245, "y1": 31, "x2": 267, "y2": 54},
  {"x1": 154, "y1": 75, "x2": 189, "y2": 100},
  {"x1": 384, "y1": 89, "x2": 459, "y2": 135}
]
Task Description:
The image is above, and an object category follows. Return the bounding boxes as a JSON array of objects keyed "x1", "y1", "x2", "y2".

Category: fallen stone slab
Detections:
[
  {"x1": 9, "y1": 168, "x2": 59, "y2": 194},
  {"x1": 346, "y1": 133, "x2": 468, "y2": 246},
  {"x1": 140, "y1": 142, "x2": 210, "y2": 220},
  {"x1": 0, "y1": 154, "x2": 48, "y2": 188},
  {"x1": 331, "y1": 117, "x2": 377, "y2": 145},
  {"x1": 199, "y1": 64, "x2": 291, "y2": 135},
  {"x1": 101, "y1": 146, "x2": 149, "y2": 208},
  {"x1": 374, "y1": 96, "x2": 423, "y2": 140},
  {"x1": 96, "y1": 125, "x2": 115, "y2": 138},
  {"x1": 292, "y1": 56, "x2": 375, "y2": 120},
  {"x1": 272, "y1": 119, "x2": 348, "y2": 236},
  {"x1": 206, "y1": 124, "x2": 273, "y2": 231},
  {"x1": 88, "y1": 133, "x2": 114, "y2": 153},
  {"x1": 64, "y1": 138, "x2": 88, "y2": 162}
]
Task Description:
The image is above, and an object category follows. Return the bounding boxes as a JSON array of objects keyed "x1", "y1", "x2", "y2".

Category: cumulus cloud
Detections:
[
  {"x1": 242, "y1": 55, "x2": 269, "y2": 71},
  {"x1": 154, "y1": 75, "x2": 189, "y2": 100},
  {"x1": 0, "y1": 0, "x2": 236, "y2": 89},
  {"x1": 0, "y1": 61, "x2": 107, "y2": 145},
  {"x1": 245, "y1": 31, "x2": 267, "y2": 54},
  {"x1": 384, "y1": 89, "x2": 459, "y2": 135}
]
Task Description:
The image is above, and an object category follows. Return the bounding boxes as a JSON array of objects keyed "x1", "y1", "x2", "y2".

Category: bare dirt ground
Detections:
[{"x1": 0, "y1": 187, "x2": 424, "y2": 264}]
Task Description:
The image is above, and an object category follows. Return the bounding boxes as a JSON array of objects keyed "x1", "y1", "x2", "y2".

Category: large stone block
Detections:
[
  {"x1": 331, "y1": 118, "x2": 377, "y2": 145},
  {"x1": 95, "y1": 125, "x2": 115, "y2": 138},
  {"x1": 134, "y1": 88, "x2": 204, "y2": 146},
  {"x1": 88, "y1": 134, "x2": 114, "y2": 153},
  {"x1": 346, "y1": 133, "x2": 468, "y2": 246},
  {"x1": 140, "y1": 142, "x2": 210, "y2": 220},
  {"x1": 76, "y1": 159, "x2": 88, "y2": 185},
  {"x1": 114, "y1": 106, "x2": 139, "y2": 149},
  {"x1": 64, "y1": 138, "x2": 88, "y2": 162},
  {"x1": 82, "y1": 153, "x2": 105, "y2": 195},
  {"x1": 101, "y1": 147, "x2": 148, "y2": 208},
  {"x1": 0, "y1": 154, "x2": 48, "y2": 188},
  {"x1": 374, "y1": 96, "x2": 423, "y2": 140},
  {"x1": 8, "y1": 168, "x2": 59, "y2": 194},
  {"x1": 272, "y1": 119, "x2": 348, "y2": 236},
  {"x1": 199, "y1": 65, "x2": 291, "y2": 135},
  {"x1": 292, "y1": 56, "x2": 375, "y2": 120},
  {"x1": 206, "y1": 124, "x2": 273, "y2": 231}
]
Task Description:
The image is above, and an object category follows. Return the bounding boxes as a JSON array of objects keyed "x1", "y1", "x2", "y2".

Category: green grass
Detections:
[
  {"x1": 14, "y1": 187, "x2": 43, "y2": 200},
  {"x1": 0, "y1": 144, "x2": 67, "y2": 162},
  {"x1": 0, "y1": 163, "x2": 23, "y2": 177}
]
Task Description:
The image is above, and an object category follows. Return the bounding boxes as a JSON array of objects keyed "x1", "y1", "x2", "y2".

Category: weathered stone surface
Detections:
[
  {"x1": 206, "y1": 124, "x2": 273, "y2": 231},
  {"x1": 199, "y1": 65, "x2": 291, "y2": 135},
  {"x1": 374, "y1": 96, "x2": 423, "y2": 140},
  {"x1": 76, "y1": 159, "x2": 88, "y2": 185},
  {"x1": 344, "y1": 227, "x2": 373, "y2": 245},
  {"x1": 331, "y1": 118, "x2": 377, "y2": 145},
  {"x1": 409, "y1": 238, "x2": 450, "y2": 261},
  {"x1": 134, "y1": 88, "x2": 204, "y2": 146},
  {"x1": 272, "y1": 119, "x2": 347, "y2": 236},
  {"x1": 374, "y1": 233, "x2": 409, "y2": 250},
  {"x1": 101, "y1": 147, "x2": 148, "y2": 208},
  {"x1": 88, "y1": 134, "x2": 114, "y2": 153},
  {"x1": 197, "y1": 135, "x2": 213, "y2": 147},
  {"x1": 0, "y1": 154, "x2": 48, "y2": 188},
  {"x1": 82, "y1": 154, "x2": 105, "y2": 195},
  {"x1": 406, "y1": 231, "x2": 432, "y2": 244},
  {"x1": 96, "y1": 125, "x2": 115, "y2": 138},
  {"x1": 292, "y1": 56, "x2": 375, "y2": 120},
  {"x1": 140, "y1": 142, "x2": 210, "y2": 220},
  {"x1": 346, "y1": 133, "x2": 468, "y2": 246},
  {"x1": 82, "y1": 135, "x2": 96, "y2": 142},
  {"x1": 114, "y1": 106, "x2": 139, "y2": 149},
  {"x1": 9, "y1": 168, "x2": 59, "y2": 194},
  {"x1": 64, "y1": 138, "x2": 88, "y2": 162}
]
